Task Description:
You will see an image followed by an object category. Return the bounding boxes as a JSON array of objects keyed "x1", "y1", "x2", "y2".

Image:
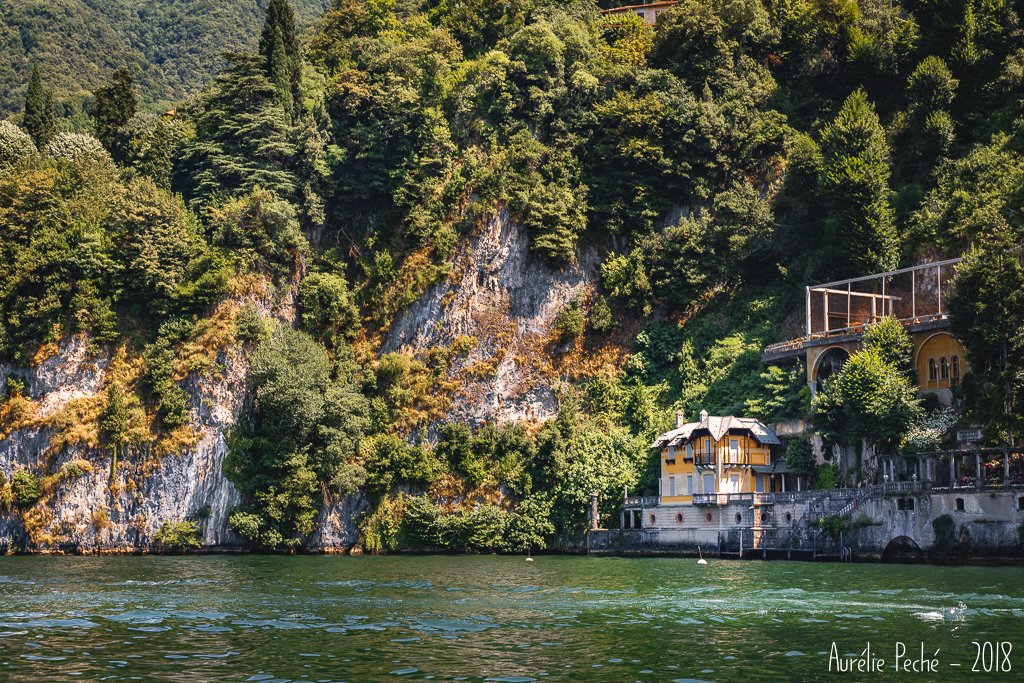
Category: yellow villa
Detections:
[{"x1": 651, "y1": 410, "x2": 783, "y2": 505}]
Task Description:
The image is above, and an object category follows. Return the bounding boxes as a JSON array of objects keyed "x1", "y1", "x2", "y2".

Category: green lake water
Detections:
[{"x1": 1, "y1": 555, "x2": 1023, "y2": 682}]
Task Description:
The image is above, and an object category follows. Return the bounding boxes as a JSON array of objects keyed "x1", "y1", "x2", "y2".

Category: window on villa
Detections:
[
  {"x1": 685, "y1": 443, "x2": 693, "y2": 460},
  {"x1": 649, "y1": 513, "x2": 656, "y2": 526},
  {"x1": 956, "y1": 498, "x2": 965, "y2": 511},
  {"x1": 676, "y1": 513, "x2": 684, "y2": 524},
  {"x1": 687, "y1": 476, "x2": 693, "y2": 495},
  {"x1": 734, "y1": 513, "x2": 742, "y2": 524},
  {"x1": 705, "y1": 438, "x2": 712, "y2": 459},
  {"x1": 940, "y1": 357, "x2": 949, "y2": 380},
  {"x1": 785, "y1": 512, "x2": 793, "y2": 524},
  {"x1": 1018, "y1": 497, "x2": 1024, "y2": 512},
  {"x1": 730, "y1": 438, "x2": 739, "y2": 462},
  {"x1": 669, "y1": 477, "x2": 676, "y2": 497},
  {"x1": 666, "y1": 446, "x2": 675, "y2": 463},
  {"x1": 928, "y1": 358, "x2": 937, "y2": 381},
  {"x1": 952, "y1": 355, "x2": 961, "y2": 380},
  {"x1": 705, "y1": 512, "x2": 713, "y2": 525}
]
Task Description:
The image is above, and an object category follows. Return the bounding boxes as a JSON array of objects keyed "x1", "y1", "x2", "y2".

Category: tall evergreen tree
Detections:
[
  {"x1": 259, "y1": 0, "x2": 302, "y2": 119},
  {"x1": 22, "y1": 64, "x2": 55, "y2": 148},
  {"x1": 949, "y1": 226, "x2": 1024, "y2": 445},
  {"x1": 819, "y1": 89, "x2": 899, "y2": 275},
  {"x1": 177, "y1": 53, "x2": 298, "y2": 203},
  {"x1": 91, "y1": 67, "x2": 139, "y2": 163}
]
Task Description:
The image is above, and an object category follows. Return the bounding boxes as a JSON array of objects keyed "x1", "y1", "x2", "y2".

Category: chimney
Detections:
[
  {"x1": 675, "y1": 411, "x2": 686, "y2": 429},
  {"x1": 700, "y1": 409, "x2": 709, "y2": 423}
]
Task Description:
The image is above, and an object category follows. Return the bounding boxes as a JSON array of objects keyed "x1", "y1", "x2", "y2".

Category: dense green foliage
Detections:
[
  {"x1": 1, "y1": 0, "x2": 1023, "y2": 549},
  {"x1": 91, "y1": 68, "x2": 138, "y2": 163},
  {"x1": 22, "y1": 64, "x2": 55, "y2": 147},
  {"x1": 224, "y1": 325, "x2": 369, "y2": 549},
  {"x1": 950, "y1": 231, "x2": 1024, "y2": 443},
  {"x1": 0, "y1": 0, "x2": 327, "y2": 115},
  {"x1": 154, "y1": 520, "x2": 202, "y2": 552},
  {"x1": 11, "y1": 470, "x2": 41, "y2": 507},
  {"x1": 813, "y1": 318, "x2": 923, "y2": 452}
]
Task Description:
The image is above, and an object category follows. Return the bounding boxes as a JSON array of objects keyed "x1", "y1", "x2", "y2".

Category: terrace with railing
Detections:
[{"x1": 764, "y1": 258, "x2": 963, "y2": 361}]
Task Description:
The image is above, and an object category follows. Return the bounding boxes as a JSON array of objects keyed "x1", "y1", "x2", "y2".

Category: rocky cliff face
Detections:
[
  {"x1": 0, "y1": 335, "x2": 246, "y2": 552},
  {"x1": 0, "y1": 293, "x2": 363, "y2": 553},
  {"x1": 0, "y1": 214, "x2": 603, "y2": 553},
  {"x1": 383, "y1": 209, "x2": 601, "y2": 426}
]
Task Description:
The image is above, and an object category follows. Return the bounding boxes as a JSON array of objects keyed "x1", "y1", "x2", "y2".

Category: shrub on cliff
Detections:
[
  {"x1": 554, "y1": 297, "x2": 586, "y2": 344},
  {"x1": 11, "y1": 470, "x2": 41, "y2": 507},
  {"x1": 155, "y1": 520, "x2": 202, "y2": 552},
  {"x1": 297, "y1": 271, "x2": 359, "y2": 349}
]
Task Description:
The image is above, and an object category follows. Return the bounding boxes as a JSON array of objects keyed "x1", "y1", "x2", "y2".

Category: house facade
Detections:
[
  {"x1": 601, "y1": 1, "x2": 677, "y2": 26},
  {"x1": 651, "y1": 411, "x2": 784, "y2": 506}
]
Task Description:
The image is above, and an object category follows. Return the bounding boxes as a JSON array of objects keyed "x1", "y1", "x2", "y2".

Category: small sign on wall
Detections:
[{"x1": 956, "y1": 428, "x2": 983, "y2": 444}]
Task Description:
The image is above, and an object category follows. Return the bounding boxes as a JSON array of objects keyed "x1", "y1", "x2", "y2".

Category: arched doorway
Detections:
[
  {"x1": 813, "y1": 347, "x2": 850, "y2": 388},
  {"x1": 882, "y1": 536, "x2": 924, "y2": 563}
]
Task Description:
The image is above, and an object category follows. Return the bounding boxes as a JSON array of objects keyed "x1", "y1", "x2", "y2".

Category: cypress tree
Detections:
[
  {"x1": 23, "y1": 64, "x2": 56, "y2": 148},
  {"x1": 92, "y1": 67, "x2": 139, "y2": 163},
  {"x1": 259, "y1": 0, "x2": 301, "y2": 118},
  {"x1": 819, "y1": 89, "x2": 899, "y2": 275}
]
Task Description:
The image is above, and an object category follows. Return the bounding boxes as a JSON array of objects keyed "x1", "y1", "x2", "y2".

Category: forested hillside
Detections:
[
  {"x1": 0, "y1": 0, "x2": 327, "y2": 115},
  {"x1": 1, "y1": 0, "x2": 1023, "y2": 554}
]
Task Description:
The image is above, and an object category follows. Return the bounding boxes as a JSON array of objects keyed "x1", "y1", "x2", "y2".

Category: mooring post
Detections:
[{"x1": 589, "y1": 491, "x2": 599, "y2": 531}]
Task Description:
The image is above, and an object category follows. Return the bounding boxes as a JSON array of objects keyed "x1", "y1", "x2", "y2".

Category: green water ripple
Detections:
[{"x1": 0, "y1": 556, "x2": 1023, "y2": 681}]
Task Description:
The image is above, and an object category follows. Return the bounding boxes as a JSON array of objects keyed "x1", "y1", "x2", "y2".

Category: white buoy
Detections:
[
  {"x1": 697, "y1": 546, "x2": 708, "y2": 565},
  {"x1": 526, "y1": 557, "x2": 534, "y2": 562}
]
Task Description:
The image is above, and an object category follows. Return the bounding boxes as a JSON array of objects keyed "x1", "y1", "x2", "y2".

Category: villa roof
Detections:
[{"x1": 650, "y1": 415, "x2": 781, "y2": 449}]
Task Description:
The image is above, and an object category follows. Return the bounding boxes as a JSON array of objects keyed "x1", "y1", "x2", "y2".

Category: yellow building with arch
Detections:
[{"x1": 764, "y1": 259, "x2": 971, "y2": 405}]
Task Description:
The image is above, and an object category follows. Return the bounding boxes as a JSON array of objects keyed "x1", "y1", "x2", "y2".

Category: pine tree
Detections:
[
  {"x1": 22, "y1": 65, "x2": 55, "y2": 148},
  {"x1": 259, "y1": 0, "x2": 302, "y2": 119},
  {"x1": 91, "y1": 67, "x2": 138, "y2": 163},
  {"x1": 819, "y1": 89, "x2": 899, "y2": 275}
]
